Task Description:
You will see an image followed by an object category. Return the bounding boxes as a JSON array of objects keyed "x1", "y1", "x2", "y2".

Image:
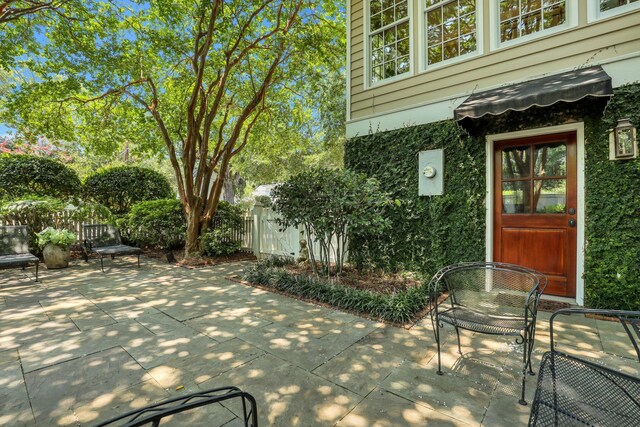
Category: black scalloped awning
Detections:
[{"x1": 454, "y1": 66, "x2": 612, "y2": 121}]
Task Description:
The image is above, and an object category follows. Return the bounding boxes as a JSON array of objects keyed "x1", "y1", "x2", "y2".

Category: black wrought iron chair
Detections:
[
  {"x1": 429, "y1": 261, "x2": 548, "y2": 405},
  {"x1": 0, "y1": 225, "x2": 39, "y2": 282},
  {"x1": 83, "y1": 224, "x2": 142, "y2": 272},
  {"x1": 528, "y1": 308, "x2": 640, "y2": 426},
  {"x1": 93, "y1": 386, "x2": 258, "y2": 427}
]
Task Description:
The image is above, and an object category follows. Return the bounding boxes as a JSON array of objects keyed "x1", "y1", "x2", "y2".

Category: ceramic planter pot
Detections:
[{"x1": 43, "y1": 244, "x2": 70, "y2": 269}]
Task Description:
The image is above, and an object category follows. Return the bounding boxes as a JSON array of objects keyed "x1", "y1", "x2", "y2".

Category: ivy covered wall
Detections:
[
  {"x1": 345, "y1": 120, "x2": 486, "y2": 276},
  {"x1": 346, "y1": 83, "x2": 640, "y2": 310}
]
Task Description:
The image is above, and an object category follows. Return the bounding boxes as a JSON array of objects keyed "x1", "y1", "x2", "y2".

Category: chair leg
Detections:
[
  {"x1": 435, "y1": 323, "x2": 443, "y2": 376},
  {"x1": 519, "y1": 330, "x2": 529, "y2": 406},
  {"x1": 35, "y1": 261, "x2": 39, "y2": 283},
  {"x1": 100, "y1": 255, "x2": 104, "y2": 272},
  {"x1": 137, "y1": 254, "x2": 140, "y2": 268},
  {"x1": 454, "y1": 326, "x2": 463, "y2": 354},
  {"x1": 527, "y1": 324, "x2": 536, "y2": 375}
]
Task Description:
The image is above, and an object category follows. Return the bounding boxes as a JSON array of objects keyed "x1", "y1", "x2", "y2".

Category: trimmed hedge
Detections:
[
  {"x1": 0, "y1": 154, "x2": 81, "y2": 199},
  {"x1": 84, "y1": 166, "x2": 173, "y2": 214},
  {"x1": 125, "y1": 198, "x2": 186, "y2": 249},
  {"x1": 243, "y1": 258, "x2": 429, "y2": 324}
]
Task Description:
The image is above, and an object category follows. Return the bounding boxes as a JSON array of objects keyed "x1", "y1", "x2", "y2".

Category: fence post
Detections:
[{"x1": 251, "y1": 203, "x2": 263, "y2": 258}]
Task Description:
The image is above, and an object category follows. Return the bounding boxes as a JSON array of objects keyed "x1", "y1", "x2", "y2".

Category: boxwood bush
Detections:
[
  {"x1": 84, "y1": 166, "x2": 173, "y2": 214},
  {"x1": 125, "y1": 198, "x2": 186, "y2": 249},
  {"x1": 0, "y1": 154, "x2": 81, "y2": 199}
]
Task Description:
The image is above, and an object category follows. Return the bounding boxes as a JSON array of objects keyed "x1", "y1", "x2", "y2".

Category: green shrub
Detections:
[
  {"x1": 271, "y1": 167, "x2": 389, "y2": 277},
  {"x1": 201, "y1": 201, "x2": 245, "y2": 256},
  {"x1": 0, "y1": 154, "x2": 81, "y2": 199},
  {"x1": 126, "y1": 198, "x2": 186, "y2": 249},
  {"x1": 0, "y1": 197, "x2": 112, "y2": 250},
  {"x1": 84, "y1": 166, "x2": 173, "y2": 214},
  {"x1": 242, "y1": 259, "x2": 429, "y2": 324}
]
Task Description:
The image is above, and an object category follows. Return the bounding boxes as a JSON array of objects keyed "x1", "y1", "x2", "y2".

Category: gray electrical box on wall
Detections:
[{"x1": 418, "y1": 149, "x2": 444, "y2": 196}]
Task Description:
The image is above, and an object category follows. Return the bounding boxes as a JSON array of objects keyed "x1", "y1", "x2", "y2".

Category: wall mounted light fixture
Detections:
[{"x1": 609, "y1": 119, "x2": 637, "y2": 160}]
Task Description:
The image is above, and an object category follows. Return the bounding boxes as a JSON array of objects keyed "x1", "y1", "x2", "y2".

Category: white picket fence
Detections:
[
  {"x1": 0, "y1": 209, "x2": 109, "y2": 243},
  {"x1": 245, "y1": 204, "x2": 344, "y2": 262}
]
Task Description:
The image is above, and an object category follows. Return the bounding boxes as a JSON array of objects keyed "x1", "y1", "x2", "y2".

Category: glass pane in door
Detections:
[
  {"x1": 534, "y1": 179, "x2": 566, "y2": 213},
  {"x1": 502, "y1": 146, "x2": 531, "y2": 179},
  {"x1": 534, "y1": 143, "x2": 566, "y2": 177},
  {"x1": 503, "y1": 181, "x2": 531, "y2": 213}
]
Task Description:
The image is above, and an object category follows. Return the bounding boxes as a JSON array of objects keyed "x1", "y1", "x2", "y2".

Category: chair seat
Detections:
[
  {"x1": 529, "y1": 351, "x2": 640, "y2": 426},
  {"x1": 93, "y1": 245, "x2": 141, "y2": 256},
  {"x1": 439, "y1": 306, "x2": 529, "y2": 335},
  {"x1": 0, "y1": 253, "x2": 39, "y2": 267}
]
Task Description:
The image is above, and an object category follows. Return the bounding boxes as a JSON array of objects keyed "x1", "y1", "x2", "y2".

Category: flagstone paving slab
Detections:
[
  {"x1": 0, "y1": 260, "x2": 631, "y2": 426},
  {"x1": 202, "y1": 353, "x2": 361, "y2": 427},
  {"x1": 337, "y1": 387, "x2": 468, "y2": 427}
]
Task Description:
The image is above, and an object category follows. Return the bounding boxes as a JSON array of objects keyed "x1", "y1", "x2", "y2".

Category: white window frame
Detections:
[
  {"x1": 419, "y1": 0, "x2": 483, "y2": 72},
  {"x1": 588, "y1": 0, "x2": 640, "y2": 22},
  {"x1": 489, "y1": 0, "x2": 578, "y2": 51},
  {"x1": 364, "y1": 0, "x2": 414, "y2": 89}
]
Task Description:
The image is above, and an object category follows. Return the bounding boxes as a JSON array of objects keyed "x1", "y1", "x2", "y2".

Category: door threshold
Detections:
[{"x1": 541, "y1": 294, "x2": 578, "y2": 306}]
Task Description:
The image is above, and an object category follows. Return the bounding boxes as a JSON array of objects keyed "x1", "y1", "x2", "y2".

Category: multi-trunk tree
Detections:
[{"x1": 1, "y1": 0, "x2": 344, "y2": 256}]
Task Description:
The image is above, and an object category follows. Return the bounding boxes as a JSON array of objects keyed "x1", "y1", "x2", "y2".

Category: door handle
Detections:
[
  {"x1": 568, "y1": 219, "x2": 576, "y2": 227},
  {"x1": 568, "y1": 207, "x2": 576, "y2": 215}
]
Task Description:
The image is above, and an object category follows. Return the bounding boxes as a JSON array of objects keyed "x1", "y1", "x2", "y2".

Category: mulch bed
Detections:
[
  {"x1": 282, "y1": 263, "x2": 423, "y2": 295},
  {"x1": 144, "y1": 249, "x2": 256, "y2": 268}
]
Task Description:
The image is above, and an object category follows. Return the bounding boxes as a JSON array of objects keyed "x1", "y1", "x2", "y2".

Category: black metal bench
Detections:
[
  {"x1": 429, "y1": 261, "x2": 548, "y2": 405},
  {"x1": 0, "y1": 225, "x2": 39, "y2": 282},
  {"x1": 528, "y1": 308, "x2": 640, "y2": 426},
  {"x1": 83, "y1": 224, "x2": 142, "y2": 272},
  {"x1": 93, "y1": 386, "x2": 258, "y2": 427}
]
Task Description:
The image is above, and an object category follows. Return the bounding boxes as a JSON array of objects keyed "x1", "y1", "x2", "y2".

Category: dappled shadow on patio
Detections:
[{"x1": 1, "y1": 258, "x2": 637, "y2": 426}]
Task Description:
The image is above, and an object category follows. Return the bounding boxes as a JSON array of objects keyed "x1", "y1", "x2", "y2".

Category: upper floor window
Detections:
[
  {"x1": 425, "y1": 0, "x2": 478, "y2": 66},
  {"x1": 600, "y1": 0, "x2": 639, "y2": 13},
  {"x1": 499, "y1": 0, "x2": 566, "y2": 43},
  {"x1": 369, "y1": 0, "x2": 410, "y2": 84}
]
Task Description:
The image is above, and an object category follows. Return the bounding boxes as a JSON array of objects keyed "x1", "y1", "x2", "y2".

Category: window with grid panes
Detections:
[
  {"x1": 425, "y1": 0, "x2": 477, "y2": 66},
  {"x1": 600, "y1": 0, "x2": 639, "y2": 12},
  {"x1": 499, "y1": 0, "x2": 566, "y2": 43},
  {"x1": 369, "y1": 0, "x2": 410, "y2": 83}
]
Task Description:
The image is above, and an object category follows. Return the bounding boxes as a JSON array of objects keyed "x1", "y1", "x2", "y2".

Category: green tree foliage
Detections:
[
  {"x1": 272, "y1": 167, "x2": 389, "y2": 276},
  {"x1": 84, "y1": 166, "x2": 173, "y2": 215},
  {"x1": 0, "y1": 154, "x2": 81, "y2": 199},
  {"x1": 125, "y1": 198, "x2": 185, "y2": 250},
  {"x1": 0, "y1": 0, "x2": 346, "y2": 257}
]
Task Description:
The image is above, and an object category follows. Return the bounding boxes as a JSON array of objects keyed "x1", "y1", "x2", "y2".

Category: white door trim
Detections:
[{"x1": 485, "y1": 123, "x2": 585, "y2": 305}]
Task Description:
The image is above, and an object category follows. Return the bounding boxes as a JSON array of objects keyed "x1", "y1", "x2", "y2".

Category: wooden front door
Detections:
[{"x1": 493, "y1": 132, "x2": 577, "y2": 297}]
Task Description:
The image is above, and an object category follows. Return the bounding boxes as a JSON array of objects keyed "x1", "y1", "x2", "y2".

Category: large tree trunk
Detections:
[{"x1": 184, "y1": 203, "x2": 203, "y2": 257}]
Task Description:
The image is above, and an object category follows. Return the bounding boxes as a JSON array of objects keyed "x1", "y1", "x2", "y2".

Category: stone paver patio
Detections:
[{"x1": 1, "y1": 258, "x2": 636, "y2": 426}]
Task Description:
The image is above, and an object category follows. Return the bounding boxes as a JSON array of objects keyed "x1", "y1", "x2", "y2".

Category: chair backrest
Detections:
[
  {"x1": 83, "y1": 224, "x2": 122, "y2": 248},
  {"x1": 0, "y1": 225, "x2": 31, "y2": 256},
  {"x1": 430, "y1": 262, "x2": 547, "y2": 317}
]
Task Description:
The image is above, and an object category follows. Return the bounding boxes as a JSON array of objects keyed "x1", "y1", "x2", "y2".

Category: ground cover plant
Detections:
[{"x1": 243, "y1": 257, "x2": 430, "y2": 325}]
